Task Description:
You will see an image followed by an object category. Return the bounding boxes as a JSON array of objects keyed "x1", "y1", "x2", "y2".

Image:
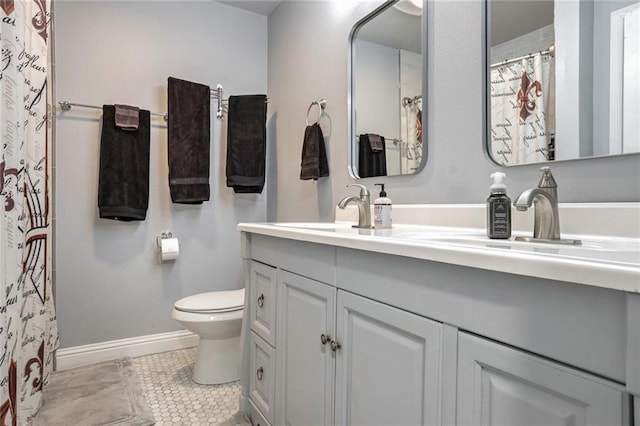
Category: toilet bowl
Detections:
[{"x1": 172, "y1": 288, "x2": 245, "y2": 385}]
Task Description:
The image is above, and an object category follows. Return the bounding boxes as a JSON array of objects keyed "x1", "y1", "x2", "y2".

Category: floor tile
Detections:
[{"x1": 132, "y1": 348, "x2": 250, "y2": 426}]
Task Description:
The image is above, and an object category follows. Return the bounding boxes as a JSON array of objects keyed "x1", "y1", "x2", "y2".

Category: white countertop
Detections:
[{"x1": 238, "y1": 205, "x2": 640, "y2": 293}]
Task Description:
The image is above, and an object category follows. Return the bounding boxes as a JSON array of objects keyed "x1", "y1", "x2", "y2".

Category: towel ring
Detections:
[{"x1": 306, "y1": 98, "x2": 327, "y2": 126}]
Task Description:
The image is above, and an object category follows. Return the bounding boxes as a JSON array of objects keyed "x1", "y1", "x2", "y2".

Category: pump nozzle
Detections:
[
  {"x1": 375, "y1": 183, "x2": 387, "y2": 197},
  {"x1": 490, "y1": 172, "x2": 507, "y2": 193}
]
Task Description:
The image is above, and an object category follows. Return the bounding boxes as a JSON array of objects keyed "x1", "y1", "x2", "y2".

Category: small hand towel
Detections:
[
  {"x1": 226, "y1": 94, "x2": 268, "y2": 193},
  {"x1": 358, "y1": 133, "x2": 387, "y2": 178},
  {"x1": 300, "y1": 123, "x2": 329, "y2": 180},
  {"x1": 366, "y1": 133, "x2": 383, "y2": 152},
  {"x1": 114, "y1": 104, "x2": 139, "y2": 131},
  {"x1": 98, "y1": 105, "x2": 150, "y2": 221},
  {"x1": 167, "y1": 77, "x2": 211, "y2": 204}
]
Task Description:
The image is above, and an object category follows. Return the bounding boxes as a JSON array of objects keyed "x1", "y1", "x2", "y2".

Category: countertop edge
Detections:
[{"x1": 237, "y1": 223, "x2": 640, "y2": 293}]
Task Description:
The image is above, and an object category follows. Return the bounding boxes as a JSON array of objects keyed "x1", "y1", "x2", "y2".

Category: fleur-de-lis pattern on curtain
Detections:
[
  {"x1": 1, "y1": 0, "x2": 58, "y2": 424},
  {"x1": 490, "y1": 54, "x2": 552, "y2": 165}
]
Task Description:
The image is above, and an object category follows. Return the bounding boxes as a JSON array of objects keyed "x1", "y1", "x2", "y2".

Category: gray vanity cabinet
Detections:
[
  {"x1": 274, "y1": 269, "x2": 442, "y2": 426},
  {"x1": 275, "y1": 270, "x2": 336, "y2": 426},
  {"x1": 248, "y1": 261, "x2": 278, "y2": 425},
  {"x1": 334, "y1": 290, "x2": 441, "y2": 426},
  {"x1": 457, "y1": 332, "x2": 625, "y2": 426},
  {"x1": 241, "y1": 233, "x2": 634, "y2": 426}
]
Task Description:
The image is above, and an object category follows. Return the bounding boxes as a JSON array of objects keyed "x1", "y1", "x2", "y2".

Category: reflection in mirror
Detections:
[
  {"x1": 487, "y1": 0, "x2": 640, "y2": 166},
  {"x1": 350, "y1": 0, "x2": 424, "y2": 178}
]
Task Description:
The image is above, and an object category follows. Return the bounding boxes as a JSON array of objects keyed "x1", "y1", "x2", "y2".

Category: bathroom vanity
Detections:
[{"x1": 238, "y1": 204, "x2": 640, "y2": 426}]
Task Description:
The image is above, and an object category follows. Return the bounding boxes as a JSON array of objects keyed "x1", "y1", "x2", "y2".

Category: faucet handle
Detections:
[
  {"x1": 538, "y1": 166, "x2": 557, "y2": 189},
  {"x1": 346, "y1": 183, "x2": 370, "y2": 197}
]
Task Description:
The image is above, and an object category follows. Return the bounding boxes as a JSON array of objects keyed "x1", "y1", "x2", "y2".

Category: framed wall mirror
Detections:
[
  {"x1": 349, "y1": 0, "x2": 425, "y2": 178},
  {"x1": 486, "y1": 0, "x2": 640, "y2": 166}
]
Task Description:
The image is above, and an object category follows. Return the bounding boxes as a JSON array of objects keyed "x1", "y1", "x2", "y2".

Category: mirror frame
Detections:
[
  {"x1": 348, "y1": 0, "x2": 428, "y2": 179},
  {"x1": 483, "y1": 0, "x2": 640, "y2": 167}
]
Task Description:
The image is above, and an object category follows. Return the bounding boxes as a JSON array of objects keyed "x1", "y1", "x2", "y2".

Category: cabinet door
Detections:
[
  {"x1": 457, "y1": 332, "x2": 624, "y2": 426},
  {"x1": 335, "y1": 290, "x2": 442, "y2": 426},
  {"x1": 275, "y1": 270, "x2": 336, "y2": 426},
  {"x1": 250, "y1": 261, "x2": 277, "y2": 346}
]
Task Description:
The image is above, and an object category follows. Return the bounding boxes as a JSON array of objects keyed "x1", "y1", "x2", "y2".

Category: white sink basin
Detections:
[
  {"x1": 390, "y1": 232, "x2": 640, "y2": 266},
  {"x1": 272, "y1": 222, "x2": 348, "y2": 230},
  {"x1": 268, "y1": 222, "x2": 640, "y2": 267}
]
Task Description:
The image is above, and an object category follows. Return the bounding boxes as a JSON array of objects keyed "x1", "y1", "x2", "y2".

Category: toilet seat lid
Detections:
[{"x1": 174, "y1": 289, "x2": 245, "y2": 313}]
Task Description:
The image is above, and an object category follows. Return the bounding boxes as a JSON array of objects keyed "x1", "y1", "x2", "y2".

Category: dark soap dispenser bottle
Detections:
[{"x1": 487, "y1": 172, "x2": 511, "y2": 239}]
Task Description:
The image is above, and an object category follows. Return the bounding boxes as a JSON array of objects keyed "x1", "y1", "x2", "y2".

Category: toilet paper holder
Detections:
[{"x1": 156, "y1": 230, "x2": 174, "y2": 248}]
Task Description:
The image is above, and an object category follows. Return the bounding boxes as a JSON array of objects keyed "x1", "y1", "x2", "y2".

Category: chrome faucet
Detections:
[
  {"x1": 513, "y1": 167, "x2": 580, "y2": 245},
  {"x1": 338, "y1": 184, "x2": 372, "y2": 229}
]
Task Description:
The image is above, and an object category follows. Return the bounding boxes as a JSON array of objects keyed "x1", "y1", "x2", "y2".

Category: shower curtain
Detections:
[
  {"x1": 400, "y1": 99, "x2": 423, "y2": 174},
  {"x1": 1, "y1": 1, "x2": 58, "y2": 424},
  {"x1": 490, "y1": 53, "x2": 552, "y2": 165}
]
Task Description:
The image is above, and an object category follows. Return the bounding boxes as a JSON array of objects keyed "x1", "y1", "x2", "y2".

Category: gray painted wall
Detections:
[
  {"x1": 267, "y1": 0, "x2": 640, "y2": 223},
  {"x1": 54, "y1": 1, "x2": 267, "y2": 348},
  {"x1": 53, "y1": 0, "x2": 640, "y2": 349}
]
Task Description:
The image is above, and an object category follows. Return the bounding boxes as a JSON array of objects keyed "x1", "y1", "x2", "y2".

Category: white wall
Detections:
[
  {"x1": 354, "y1": 39, "x2": 400, "y2": 139},
  {"x1": 354, "y1": 39, "x2": 402, "y2": 175},
  {"x1": 54, "y1": 1, "x2": 267, "y2": 348},
  {"x1": 267, "y1": 0, "x2": 640, "y2": 224}
]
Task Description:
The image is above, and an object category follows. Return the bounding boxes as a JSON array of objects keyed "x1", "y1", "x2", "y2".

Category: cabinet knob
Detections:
[
  {"x1": 330, "y1": 340, "x2": 342, "y2": 352},
  {"x1": 257, "y1": 294, "x2": 265, "y2": 308},
  {"x1": 320, "y1": 333, "x2": 331, "y2": 345},
  {"x1": 256, "y1": 366, "x2": 264, "y2": 381}
]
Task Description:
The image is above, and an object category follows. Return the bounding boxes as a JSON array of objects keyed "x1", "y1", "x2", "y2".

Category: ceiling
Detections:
[
  {"x1": 491, "y1": 0, "x2": 554, "y2": 46},
  {"x1": 356, "y1": 6, "x2": 421, "y2": 54},
  {"x1": 217, "y1": 0, "x2": 283, "y2": 16}
]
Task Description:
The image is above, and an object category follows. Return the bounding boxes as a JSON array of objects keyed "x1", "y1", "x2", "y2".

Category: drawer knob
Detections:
[
  {"x1": 257, "y1": 294, "x2": 265, "y2": 308},
  {"x1": 330, "y1": 340, "x2": 342, "y2": 352},
  {"x1": 256, "y1": 366, "x2": 264, "y2": 381},
  {"x1": 320, "y1": 333, "x2": 331, "y2": 345}
]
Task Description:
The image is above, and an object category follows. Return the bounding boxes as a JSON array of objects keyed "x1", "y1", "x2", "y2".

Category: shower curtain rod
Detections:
[
  {"x1": 491, "y1": 44, "x2": 555, "y2": 68},
  {"x1": 402, "y1": 95, "x2": 422, "y2": 107}
]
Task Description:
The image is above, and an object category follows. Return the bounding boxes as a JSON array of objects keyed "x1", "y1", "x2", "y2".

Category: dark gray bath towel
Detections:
[
  {"x1": 98, "y1": 105, "x2": 150, "y2": 221},
  {"x1": 226, "y1": 94, "x2": 267, "y2": 193},
  {"x1": 358, "y1": 133, "x2": 387, "y2": 178},
  {"x1": 168, "y1": 77, "x2": 211, "y2": 204},
  {"x1": 300, "y1": 123, "x2": 329, "y2": 180}
]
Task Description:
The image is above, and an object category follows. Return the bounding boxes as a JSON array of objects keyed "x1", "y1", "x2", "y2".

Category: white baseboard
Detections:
[{"x1": 55, "y1": 330, "x2": 198, "y2": 371}]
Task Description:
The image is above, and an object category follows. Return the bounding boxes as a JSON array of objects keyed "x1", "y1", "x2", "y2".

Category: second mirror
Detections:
[{"x1": 350, "y1": 0, "x2": 425, "y2": 178}]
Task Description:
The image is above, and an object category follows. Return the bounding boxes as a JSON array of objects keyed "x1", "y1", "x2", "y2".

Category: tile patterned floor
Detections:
[{"x1": 132, "y1": 348, "x2": 251, "y2": 426}]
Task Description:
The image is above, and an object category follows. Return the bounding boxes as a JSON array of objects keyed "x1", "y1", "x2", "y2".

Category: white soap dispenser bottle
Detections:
[{"x1": 374, "y1": 183, "x2": 392, "y2": 229}]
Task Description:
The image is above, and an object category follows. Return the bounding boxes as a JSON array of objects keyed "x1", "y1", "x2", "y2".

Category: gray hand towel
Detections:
[
  {"x1": 300, "y1": 123, "x2": 329, "y2": 180},
  {"x1": 114, "y1": 104, "x2": 139, "y2": 131},
  {"x1": 366, "y1": 133, "x2": 383, "y2": 152}
]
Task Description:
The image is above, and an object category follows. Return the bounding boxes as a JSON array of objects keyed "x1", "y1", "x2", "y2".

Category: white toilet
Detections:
[{"x1": 172, "y1": 288, "x2": 245, "y2": 385}]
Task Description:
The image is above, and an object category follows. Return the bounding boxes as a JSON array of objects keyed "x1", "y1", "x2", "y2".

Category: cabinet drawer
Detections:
[
  {"x1": 249, "y1": 399, "x2": 271, "y2": 426},
  {"x1": 249, "y1": 331, "x2": 276, "y2": 425},
  {"x1": 250, "y1": 261, "x2": 277, "y2": 346}
]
